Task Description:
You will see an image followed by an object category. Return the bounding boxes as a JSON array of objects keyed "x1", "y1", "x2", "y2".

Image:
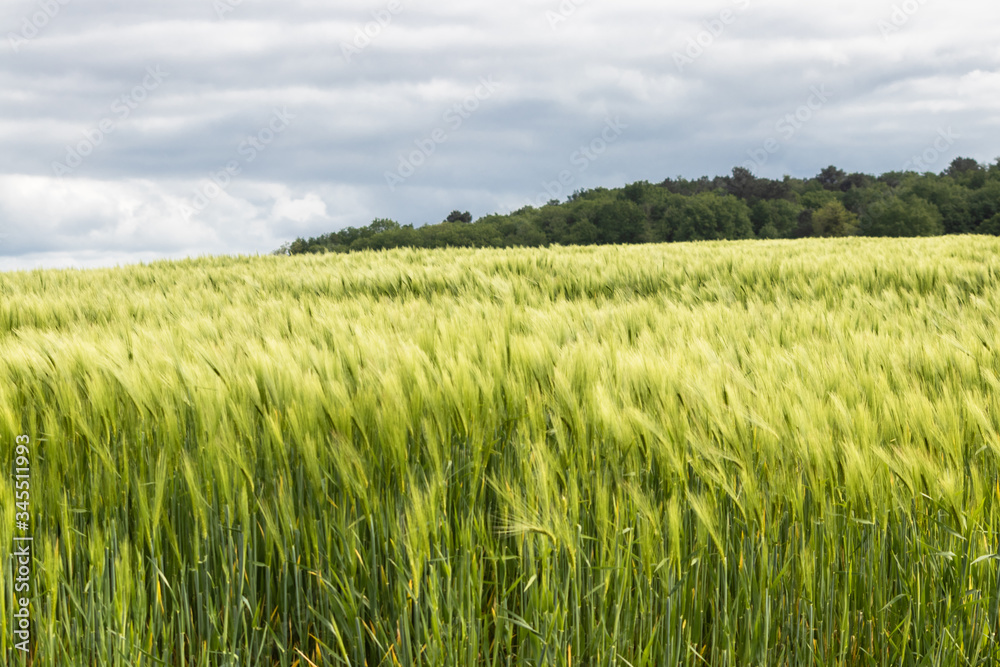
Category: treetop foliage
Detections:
[{"x1": 278, "y1": 157, "x2": 1000, "y2": 255}]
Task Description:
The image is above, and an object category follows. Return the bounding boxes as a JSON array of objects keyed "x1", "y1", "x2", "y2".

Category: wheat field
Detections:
[{"x1": 2, "y1": 236, "x2": 1000, "y2": 665}]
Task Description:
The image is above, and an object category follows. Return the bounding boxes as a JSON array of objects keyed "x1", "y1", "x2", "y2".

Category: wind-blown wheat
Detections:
[{"x1": 1, "y1": 236, "x2": 999, "y2": 665}]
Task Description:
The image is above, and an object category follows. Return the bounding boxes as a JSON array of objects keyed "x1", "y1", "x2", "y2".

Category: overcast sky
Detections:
[{"x1": 1, "y1": 0, "x2": 998, "y2": 270}]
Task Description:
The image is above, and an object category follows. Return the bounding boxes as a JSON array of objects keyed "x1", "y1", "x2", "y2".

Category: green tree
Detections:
[
  {"x1": 621, "y1": 180, "x2": 658, "y2": 206},
  {"x1": 968, "y1": 181, "x2": 1000, "y2": 231},
  {"x1": 674, "y1": 193, "x2": 754, "y2": 242},
  {"x1": 565, "y1": 218, "x2": 599, "y2": 245},
  {"x1": 841, "y1": 181, "x2": 891, "y2": 218},
  {"x1": 727, "y1": 167, "x2": 794, "y2": 202},
  {"x1": 907, "y1": 177, "x2": 971, "y2": 234},
  {"x1": 800, "y1": 189, "x2": 840, "y2": 211},
  {"x1": 712, "y1": 193, "x2": 755, "y2": 239},
  {"x1": 945, "y1": 156, "x2": 980, "y2": 176},
  {"x1": 672, "y1": 197, "x2": 715, "y2": 242},
  {"x1": 368, "y1": 218, "x2": 401, "y2": 234},
  {"x1": 499, "y1": 218, "x2": 546, "y2": 246},
  {"x1": 593, "y1": 200, "x2": 648, "y2": 244},
  {"x1": 944, "y1": 157, "x2": 986, "y2": 188},
  {"x1": 534, "y1": 205, "x2": 571, "y2": 244},
  {"x1": 860, "y1": 195, "x2": 944, "y2": 237},
  {"x1": 726, "y1": 167, "x2": 759, "y2": 202},
  {"x1": 811, "y1": 201, "x2": 859, "y2": 237},
  {"x1": 816, "y1": 166, "x2": 847, "y2": 191},
  {"x1": 877, "y1": 171, "x2": 906, "y2": 188},
  {"x1": 751, "y1": 199, "x2": 802, "y2": 239},
  {"x1": 840, "y1": 172, "x2": 874, "y2": 192},
  {"x1": 446, "y1": 210, "x2": 472, "y2": 223},
  {"x1": 978, "y1": 213, "x2": 1000, "y2": 235}
]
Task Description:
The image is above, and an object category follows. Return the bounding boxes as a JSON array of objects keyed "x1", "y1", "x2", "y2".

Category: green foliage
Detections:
[
  {"x1": 800, "y1": 188, "x2": 840, "y2": 211},
  {"x1": 969, "y1": 181, "x2": 1000, "y2": 231},
  {"x1": 282, "y1": 158, "x2": 1000, "y2": 254},
  {"x1": 533, "y1": 204, "x2": 570, "y2": 241},
  {"x1": 945, "y1": 156, "x2": 982, "y2": 177},
  {"x1": 446, "y1": 210, "x2": 473, "y2": 224},
  {"x1": 861, "y1": 194, "x2": 944, "y2": 237},
  {"x1": 811, "y1": 201, "x2": 860, "y2": 237},
  {"x1": 978, "y1": 212, "x2": 1000, "y2": 235},
  {"x1": 673, "y1": 192, "x2": 754, "y2": 242},
  {"x1": 946, "y1": 157, "x2": 988, "y2": 189},
  {"x1": 816, "y1": 165, "x2": 847, "y2": 190},
  {"x1": 565, "y1": 217, "x2": 599, "y2": 245},
  {"x1": 594, "y1": 200, "x2": 647, "y2": 243},
  {"x1": 903, "y1": 177, "x2": 971, "y2": 234},
  {"x1": 368, "y1": 217, "x2": 401, "y2": 233},
  {"x1": 499, "y1": 217, "x2": 547, "y2": 246},
  {"x1": 620, "y1": 179, "x2": 659, "y2": 206},
  {"x1": 751, "y1": 199, "x2": 803, "y2": 239}
]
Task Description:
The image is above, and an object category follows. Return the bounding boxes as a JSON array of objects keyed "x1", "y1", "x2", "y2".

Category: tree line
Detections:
[{"x1": 278, "y1": 158, "x2": 1000, "y2": 255}]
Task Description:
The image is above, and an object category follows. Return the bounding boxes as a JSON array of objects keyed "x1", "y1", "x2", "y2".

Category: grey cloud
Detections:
[{"x1": 2, "y1": 0, "x2": 1000, "y2": 269}]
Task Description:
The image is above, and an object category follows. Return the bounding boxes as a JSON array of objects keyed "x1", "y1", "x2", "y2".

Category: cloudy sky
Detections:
[{"x1": 1, "y1": 0, "x2": 998, "y2": 270}]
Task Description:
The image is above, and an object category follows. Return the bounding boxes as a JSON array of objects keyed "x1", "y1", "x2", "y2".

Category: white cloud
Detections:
[{"x1": 271, "y1": 193, "x2": 328, "y2": 223}]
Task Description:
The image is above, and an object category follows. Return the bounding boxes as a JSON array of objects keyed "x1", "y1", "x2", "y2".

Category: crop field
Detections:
[{"x1": 2, "y1": 236, "x2": 1000, "y2": 665}]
